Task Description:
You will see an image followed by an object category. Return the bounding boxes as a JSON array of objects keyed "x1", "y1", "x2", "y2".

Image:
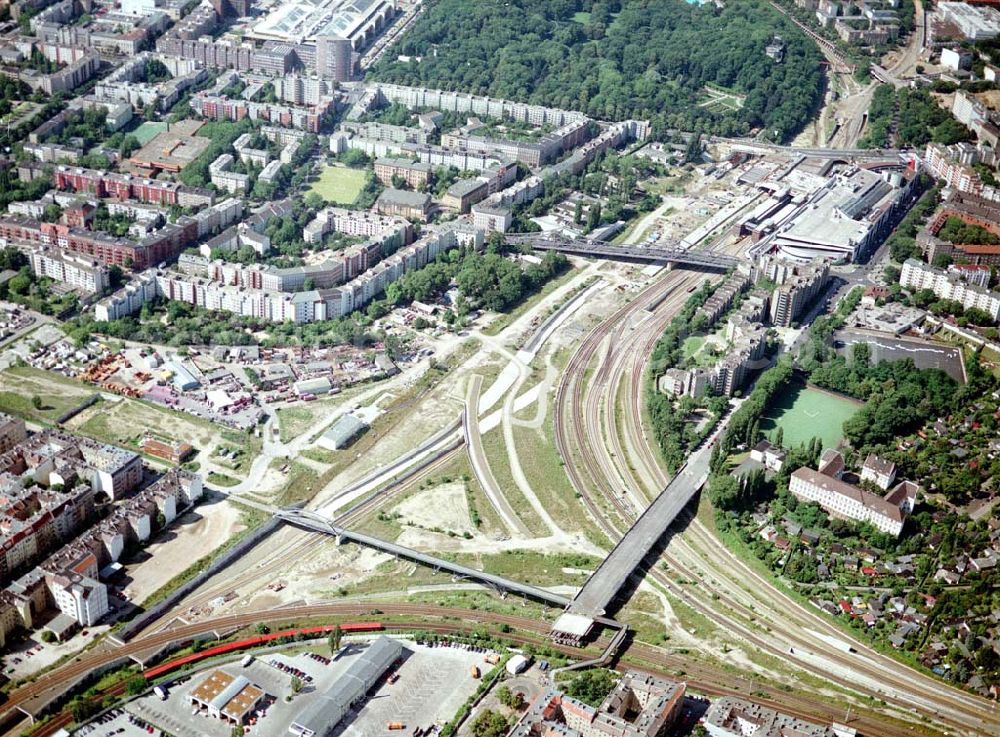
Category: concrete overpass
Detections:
[
  {"x1": 504, "y1": 234, "x2": 739, "y2": 271},
  {"x1": 711, "y1": 137, "x2": 908, "y2": 161},
  {"x1": 566, "y1": 450, "x2": 712, "y2": 620}
]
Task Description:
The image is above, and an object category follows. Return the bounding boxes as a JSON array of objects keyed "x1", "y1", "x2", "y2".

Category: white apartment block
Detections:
[
  {"x1": 28, "y1": 246, "x2": 110, "y2": 294},
  {"x1": 373, "y1": 83, "x2": 589, "y2": 127},
  {"x1": 50, "y1": 572, "x2": 108, "y2": 626},
  {"x1": 861, "y1": 453, "x2": 897, "y2": 491},
  {"x1": 209, "y1": 154, "x2": 250, "y2": 195},
  {"x1": 789, "y1": 451, "x2": 916, "y2": 537},
  {"x1": 95, "y1": 224, "x2": 484, "y2": 324},
  {"x1": 937, "y1": 2, "x2": 1000, "y2": 41},
  {"x1": 900, "y1": 258, "x2": 1000, "y2": 321}
]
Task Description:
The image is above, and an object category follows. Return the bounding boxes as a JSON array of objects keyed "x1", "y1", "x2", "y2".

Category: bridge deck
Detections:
[
  {"x1": 278, "y1": 509, "x2": 573, "y2": 609},
  {"x1": 568, "y1": 460, "x2": 709, "y2": 619},
  {"x1": 506, "y1": 235, "x2": 737, "y2": 271}
]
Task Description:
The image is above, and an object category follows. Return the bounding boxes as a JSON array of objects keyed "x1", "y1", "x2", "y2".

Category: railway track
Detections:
[
  {"x1": 552, "y1": 254, "x2": 997, "y2": 735},
  {"x1": 10, "y1": 607, "x2": 945, "y2": 737}
]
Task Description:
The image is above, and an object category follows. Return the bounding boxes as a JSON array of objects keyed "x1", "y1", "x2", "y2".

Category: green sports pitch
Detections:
[{"x1": 309, "y1": 165, "x2": 368, "y2": 205}]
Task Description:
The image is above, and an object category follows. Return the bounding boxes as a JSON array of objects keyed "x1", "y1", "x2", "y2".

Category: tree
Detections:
[
  {"x1": 290, "y1": 675, "x2": 303, "y2": 693},
  {"x1": 774, "y1": 426, "x2": 784, "y2": 448},
  {"x1": 329, "y1": 624, "x2": 342, "y2": 654},
  {"x1": 471, "y1": 709, "x2": 509, "y2": 737},
  {"x1": 586, "y1": 203, "x2": 602, "y2": 232},
  {"x1": 496, "y1": 685, "x2": 525, "y2": 710},
  {"x1": 31, "y1": 395, "x2": 42, "y2": 411},
  {"x1": 40, "y1": 630, "x2": 56, "y2": 643},
  {"x1": 8, "y1": 273, "x2": 32, "y2": 296},
  {"x1": 126, "y1": 675, "x2": 148, "y2": 695},
  {"x1": 564, "y1": 669, "x2": 618, "y2": 707},
  {"x1": 70, "y1": 697, "x2": 98, "y2": 723}
]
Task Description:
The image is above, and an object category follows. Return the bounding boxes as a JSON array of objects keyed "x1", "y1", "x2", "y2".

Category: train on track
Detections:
[{"x1": 141, "y1": 622, "x2": 383, "y2": 680}]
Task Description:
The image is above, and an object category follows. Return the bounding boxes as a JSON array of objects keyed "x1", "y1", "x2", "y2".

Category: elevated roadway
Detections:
[
  {"x1": 565, "y1": 416, "x2": 719, "y2": 620},
  {"x1": 505, "y1": 234, "x2": 738, "y2": 271},
  {"x1": 712, "y1": 137, "x2": 908, "y2": 160}
]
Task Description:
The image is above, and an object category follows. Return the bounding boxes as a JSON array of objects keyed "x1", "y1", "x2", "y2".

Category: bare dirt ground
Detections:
[
  {"x1": 124, "y1": 495, "x2": 246, "y2": 603},
  {"x1": 392, "y1": 481, "x2": 475, "y2": 535},
  {"x1": 976, "y1": 90, "x2": 1000, "y2": 110}
]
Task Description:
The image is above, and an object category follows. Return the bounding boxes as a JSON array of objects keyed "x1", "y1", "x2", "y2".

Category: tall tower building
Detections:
[{"x1": 316, "y1": 35, "x2": 355, "y2": 82}]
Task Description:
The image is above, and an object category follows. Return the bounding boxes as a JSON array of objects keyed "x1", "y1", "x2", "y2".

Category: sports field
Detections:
[
  {"x1": 132, "y1": 121, "x2": 168, "y2": 145},
  {"x1": 760, "y1": 383, "x2": 860, "y2": 450},
  {"x1": 309, "y1": 165, "x2": 368, "y2": 205}
]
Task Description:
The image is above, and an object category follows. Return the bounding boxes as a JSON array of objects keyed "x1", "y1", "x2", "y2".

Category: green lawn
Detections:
[
  {"x1": 682, "y1": 335, "x2": 705, "y2": 360},
  {"x1": 760, "y1": 383, "x2": 861, "y2": 450},
  {"x1": 132, "y1": 121, "x2": 168, "y2": 145},
  {"x1": 309, "y1": 165, "x2": 368, "y2": 205}
]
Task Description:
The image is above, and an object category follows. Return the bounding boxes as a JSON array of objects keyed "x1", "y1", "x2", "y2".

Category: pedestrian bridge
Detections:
[{"x1": 276, "y1": 508, "x2": 574, "y2": 609}]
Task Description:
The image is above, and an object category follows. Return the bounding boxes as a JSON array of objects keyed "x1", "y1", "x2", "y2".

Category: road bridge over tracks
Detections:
[{"x1": 504, "y1": 234, "x2": 739, "y2": 271}]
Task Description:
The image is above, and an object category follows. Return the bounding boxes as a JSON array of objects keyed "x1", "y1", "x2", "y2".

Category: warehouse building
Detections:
[
  {"x1": 288, "y1": 636, "x2": 403, "y2": 737},
  {"x1": 190, "y1": 669, "x2": 266, "y2": 725},
  {"x1": 317, "y1": 414, "x2": 368, "y2": 450}
]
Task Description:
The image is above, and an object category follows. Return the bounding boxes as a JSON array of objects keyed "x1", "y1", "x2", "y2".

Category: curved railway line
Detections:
[
  {"x1": 552, "y1": 257, "x2": 997, "y2": 735},
  {"x1": 13, "y1": 255, "x2": 996, "y2": 736}
]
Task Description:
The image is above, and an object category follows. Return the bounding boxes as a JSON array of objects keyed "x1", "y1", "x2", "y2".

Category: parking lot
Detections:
[
  {"x1": 75, "y1": 707, "x2": 165, "y2": 737},
  {"x1": 340, "y1": 640, "x2": 490, "y2": 737},
  {"x1": 107, "y1": 638, "x2": 494, "y2": 737}
]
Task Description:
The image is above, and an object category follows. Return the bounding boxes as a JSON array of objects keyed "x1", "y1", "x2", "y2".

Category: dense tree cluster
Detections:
[
  {"x1": 563, "y1": 669, "x2": 618, "y2": 707},
  {"x1": 882, "y1": 180, "x2": 940, "y2": 262},
  {"x1": 810, "y1": 352, "x2": 955, "y2": 449},
  {"x1": 372, "y1": 0, "x2": 823, "y2": 141},
  {"x1": 937, "y1": 216, "x2": 999, "y2": 246},
  {"x1": 717, "y1": 355, "x2": 794, "y2": 456},
  {"x1": 859, "y1": 86, "x2": 971, "y2": 149}
]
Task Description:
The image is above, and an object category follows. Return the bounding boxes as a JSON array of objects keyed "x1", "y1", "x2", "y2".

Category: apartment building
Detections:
[
  {"x1": 441, "y1": 118, "x2": 591, "y2": 168},
  {"x1": 302, "y1": 207, "x2": 411, "y2": 248},
  {"x1": 375, "y1": 188, "x2": 432, "y2": 221},
  {"x1": 52, "y1": 166, "x2": 215, "y2": 208},
  {"x1": 341, "y1": 121, "x2": 430, "y2": 146},
  {"x1": 952, "y1": 92, "x2": 1000, "y2": 148},
  {"x1": 17, "y1": 51, "x2": 100, "y2": 96},
  {"x1": 373, "y1": 157, "x2": 432, "y2": 188},
  {"x1": 0, "y1": 202, "x2": 232, "y2": 271},
  {"x1": 96, "y1": 224, "x2": 483, "y2": 324},
  {"x1": 924, "y1": 142, "x2": 1000, "y2": 202},
  {"x1": 510, "y1": 673, "x2": 686, "y2": 737},
  {"x1": 900, "y1": 258, "x2": 1000, "y2": 321},
  {"x1": 1, "y1": 465, "x2": 201, "y2": 640},
  {"x1": 0, "y1": 481, "x2": 95, "y2": 581},
  {"x1": 0, "y1": 415, "x2": 27, "y2": 454},
  {"x1": 191, "y1": 93, "x2": 332, "y2": 133},
  {"x1": 27, "y1": 247, "x2": 110, "y2": 294},
  {"x1": 271, "y1": 75, "x2": 335, "y2": 107},
  {"x1": 936, "y1": 2, "x2": 1000, "y2": 41},
  {"x1": 373, "y1": 84, "x2": 589, "y2": 128},
  {"x1": 756, "y1": 257, "x2": 830, "y2": 327},
  {"x1": 704, "y1": 696, "x2": 852, "y2": 737},
  {"x1": 209, "y1": 154, "x2": 251, "y2": 195},
  {"x1": 94, "y1": 53, "x2": 206, "y2": 113},
  {"x1": 789, "y1": 450, "x2": 917, "y2": 536}
]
